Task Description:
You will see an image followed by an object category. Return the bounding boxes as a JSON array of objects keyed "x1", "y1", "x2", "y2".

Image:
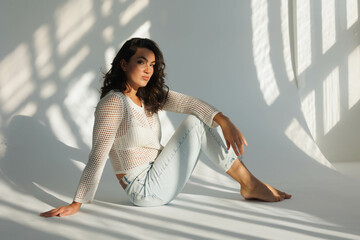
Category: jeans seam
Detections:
[
  {"x1": 205, "y1": 124, "x2": 239, "y2": 172},
  {"x1": 207, "y1": 126, "x2": 227, "y2": 152},
  {"x1": 156, "y1": 119, "x2": 203, "y2": 180}
]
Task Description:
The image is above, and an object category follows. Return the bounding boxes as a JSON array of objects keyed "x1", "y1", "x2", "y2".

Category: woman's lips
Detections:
[{"x1": 142, "y1": 76, "x2": 150, "y2": 80}]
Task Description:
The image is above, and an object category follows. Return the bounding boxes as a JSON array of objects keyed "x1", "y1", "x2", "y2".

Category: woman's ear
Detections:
[{"x1": 120, "y1": 59, "x2": 127, "y2": 71}]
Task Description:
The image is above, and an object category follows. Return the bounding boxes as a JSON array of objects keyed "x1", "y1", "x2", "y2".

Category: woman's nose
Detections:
[{"x1": 144, "y1": 65, "x2": 151, "y2": 73}]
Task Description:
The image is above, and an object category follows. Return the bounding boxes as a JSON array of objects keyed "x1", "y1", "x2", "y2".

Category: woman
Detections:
[{"x1": 40, "y1": 38, "x2": 291, "y2": 218}]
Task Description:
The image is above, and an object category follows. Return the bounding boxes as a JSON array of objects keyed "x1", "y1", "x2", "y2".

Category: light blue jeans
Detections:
[{"x1": 122, "y1": 115, "x2": 238, "y2": 207}]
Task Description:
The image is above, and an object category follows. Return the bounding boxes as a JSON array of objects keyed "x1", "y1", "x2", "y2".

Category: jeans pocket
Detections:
[
  {"x1": 120, "y1": 175, "x2": 132, "y2": 190},
  {"x1": 129, "y1": 178, "x2": 164, "y2": 207},
  {"x1": 136, "y1": 177, "x2": 145, "y2": 185}
]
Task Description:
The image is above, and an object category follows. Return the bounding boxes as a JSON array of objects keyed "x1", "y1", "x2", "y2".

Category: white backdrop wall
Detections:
[
  {"x1": 1, "y1": 0, "x2": 358, "y2": 180},
  {"x1": 293, "y1": 0, "x2": 360, "y2": 163},
  {"x1": 0, "y1": 0, "x2": 335, "y2": 201},
  {"x1": 0, "y1": 3, "x2": 319, "y2": 154},
  {"x1": 0, "y1": 0, "x2": 360, "y2": 193},
  {"x1": 1, "y1": 0, "x2": 359, "y2": 181}
]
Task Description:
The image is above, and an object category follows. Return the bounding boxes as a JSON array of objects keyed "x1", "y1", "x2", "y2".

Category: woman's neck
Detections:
[{"x1": 124, "y1": 84, "x2": 138, "y2": 98}]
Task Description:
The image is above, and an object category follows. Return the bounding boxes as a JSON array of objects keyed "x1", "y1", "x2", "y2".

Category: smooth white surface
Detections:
[
  {"x1": 295, "y1": 0, "x2": 360, "y2": 163},
  {"x1": 1, "y1": 0, "x2": 360, "y2": 239},
  {"x1": 333, "y1": 161, "x2": 360, "y2": 180}
]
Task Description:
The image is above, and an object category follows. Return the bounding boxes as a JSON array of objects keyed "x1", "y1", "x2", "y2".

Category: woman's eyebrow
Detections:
[{"x1": 138, "y1": 56, "x2": 156, "y2": 63}]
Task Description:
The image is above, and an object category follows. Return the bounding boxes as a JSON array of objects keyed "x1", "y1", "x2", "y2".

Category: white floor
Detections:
[
  {"x1": 2, "y1": 99, "x2": 360, "y2": 239},
  {"x1": 1, "y1": 155, "x2": 360, "y2": 240},
  {"x1": 332, "y1": 162, "x2": 360, "y2": 180}
]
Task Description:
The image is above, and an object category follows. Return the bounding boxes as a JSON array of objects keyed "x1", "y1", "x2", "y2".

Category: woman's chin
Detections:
[{"x1": 141, "y1": 81, "x2": 150, "y2": 87}]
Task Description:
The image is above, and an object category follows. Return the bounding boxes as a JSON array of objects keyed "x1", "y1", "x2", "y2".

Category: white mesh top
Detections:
[{"x1": 73, "y1": 90, "x2": 220, "y2": 203}]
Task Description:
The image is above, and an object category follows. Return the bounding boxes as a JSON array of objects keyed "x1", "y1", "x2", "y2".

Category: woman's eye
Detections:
[{"x1": 137, "y1": 60, "x2": 144, "y2": 64}]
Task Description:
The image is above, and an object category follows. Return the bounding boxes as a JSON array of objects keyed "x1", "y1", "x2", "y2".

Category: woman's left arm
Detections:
[
  {"x1": 213, "y1": 112, "x2": 248, "y2": 157},
  {"x1": 162, "y1": 90, "x2": 247, "y2": 155}
]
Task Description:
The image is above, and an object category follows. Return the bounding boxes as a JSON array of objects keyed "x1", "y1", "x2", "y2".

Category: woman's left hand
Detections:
[{"x1": 213, "y1": 113, "x2": 248, "y2": 157}]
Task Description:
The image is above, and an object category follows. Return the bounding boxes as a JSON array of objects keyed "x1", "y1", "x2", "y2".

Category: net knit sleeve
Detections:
[
  {"x1": 73, "y1": 92, "x2": 123, "y2": 204},
  {"x1": 162, "y1": 90, "x2": 220, "y2": 128}
]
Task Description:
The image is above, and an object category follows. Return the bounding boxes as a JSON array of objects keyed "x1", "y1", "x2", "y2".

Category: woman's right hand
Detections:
[{"x1": 40, "y1": 201, "x2": 82, "y2": 218}]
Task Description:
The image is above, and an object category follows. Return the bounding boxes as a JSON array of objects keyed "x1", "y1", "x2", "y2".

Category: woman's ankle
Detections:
[{"x1": 227, "y1": 158, "x2": 256, "y2": 186}]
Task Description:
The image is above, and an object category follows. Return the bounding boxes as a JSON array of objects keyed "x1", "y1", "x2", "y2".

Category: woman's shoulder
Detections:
[
  {"x1": 97, "y1": 90, "x2": 125, "y2": 108},
  {"x1": 165, "y1": 89, "x2": 179, "y2": 97},
  {"x1": 102, "y1": 90, "x2": 125, "y2": 99},
  {"x1": 166, "y1": 89, "x2": 187, "y2": 99}
]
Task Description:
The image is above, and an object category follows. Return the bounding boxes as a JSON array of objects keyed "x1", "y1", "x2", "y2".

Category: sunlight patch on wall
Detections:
[
  {"x1": 40, "y1": 81, "x2": 57, "y2": 99},
  {"x1": 103, "y1": 26, "x2": 115, "y2": 43},
  {"x1": 55, "y1": 0, "x2": 95, "y2": 57},
  {"x1": 348, "y1": 45, "x2": 360, "y2": 109},
  {"x1": 251, "y1": 0, "x2": 280, "y2": 106},
  {"x1": 105, "y1": 46, "x2": 116, "y2": 71},
  {"x1": 0, "y1": 44, "x2": 34, "y2": 114},
  {"x1": 101, "y1": 0, "x2": 113, "y2": 17},
  {"x1": 285, "y1": 118, "x2": 333, "y2": 168},
  {"x1": 59, "y1": 45, "x2": 90, "y2": 79},
  {"x1": 33, "y1": 25, "x2": 54, "y2": 79},
  {"x1": 70, "y1": 159, "x2": 86, "y2": 171},
  {"x1": 321, "y1": 0, "x2": 336, "y2": 54},
  {"x1": 122, "y1": 20, "x2": 152, "y2": 47},
  {"x1": 301, "y1": 90, "x2": 317, "y2": 140},
  {"x1": 0, "y1": 132, "x2": 6, "y2": 160},
  {"x1": 15, "y1": 102, "x2": 38, "y2": 118},
  {"x1": 323, "y1": 67, "x2": 340, "y2": 135},
  {"x1": 346, "y1": 0, "x2": 358, "y2": 29},
  {"x1": 46, "y1": 104, "x2": 79, "y2": 148},
  {"x1": 296, "y1": 0, "x2": 312, "y2": 75},
  {"x1": 119, "y1": 0, "x2": 149, "y2": 26},
  {"x1": 64, "y1": 71, "x2": 98, "y2": 148},
  {"x1": 280, "y1": 0, "x2": 295, "y2": 82}
]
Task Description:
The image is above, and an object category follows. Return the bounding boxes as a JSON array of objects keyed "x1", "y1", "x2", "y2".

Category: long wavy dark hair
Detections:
[{"x1": 101, "y1": 38, "x2": 169, "y2": 114}]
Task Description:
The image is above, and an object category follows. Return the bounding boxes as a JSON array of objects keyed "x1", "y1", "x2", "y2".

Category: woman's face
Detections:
[{"x1": 121, "y1": 47, "x2": 155, "y2": 91}]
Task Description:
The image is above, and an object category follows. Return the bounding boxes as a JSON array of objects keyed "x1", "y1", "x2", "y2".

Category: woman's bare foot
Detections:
[
  {"x1": 240, "y1": 179, "x2": 292, "y2": 202},
  {"x1": 227, "y1": 159, "x2": 292, "y2": 202}
]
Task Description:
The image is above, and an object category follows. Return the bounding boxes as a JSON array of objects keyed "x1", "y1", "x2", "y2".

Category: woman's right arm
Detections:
[{"x1": 40, "y1": 92, "x2": 123, "y2": 218}]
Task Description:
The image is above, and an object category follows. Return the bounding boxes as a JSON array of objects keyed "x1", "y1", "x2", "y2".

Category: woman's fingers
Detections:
[
  {"x1": 40, "y1": 207, "x2": 65, "y2": 218},
  {"x1": 238, "y1": 130, "x2": 248, "y2": 146},
  {"x1": 231, "y1": 137, "x2": 244, "y2": 157},
  {"x1": 220, "y1": 119, "x2": 247, "y2": 157},
  {"x1": 226, "y1": 140, "x2": 230, "y2": 151},
  {"x1": 238, "y1": 139, "x2": 245, "y2": 156},
  {"x1": 40, "y1": 209, "x2": 57, "y2": 217},
  {"x1": 43, "y1": 210, "x2": 60, "y2": 217},
  {"x1": 241, "y1": 134, "x2": 248, "y2": 146},
  {"x1": 43, "y1": 208, "x2": 59, "y2": 215},
  {"x1": 230, "y1": 136, "x2": 247, "y2": 157},
  {"x1": 234, "y1": 138, "x2": 243, "y2": 156},
  {"x1": 40, "y1": 204, "x2": 79, "y2": 218}
]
